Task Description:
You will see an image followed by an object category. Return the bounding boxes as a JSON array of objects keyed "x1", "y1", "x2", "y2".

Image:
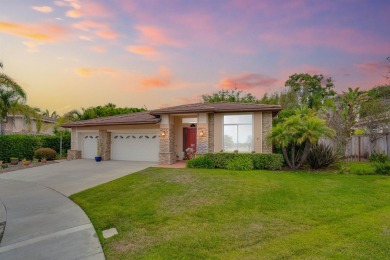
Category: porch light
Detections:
[
  {"x1": 199, "y1": 130, "x2": 204, "y2": 137},
  {"x1": 161, "y1": 130, "x2": 166, "y2": 137}
]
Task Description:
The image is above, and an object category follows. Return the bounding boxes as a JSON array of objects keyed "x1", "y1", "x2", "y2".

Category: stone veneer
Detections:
[
  {"x1": 208, "y1": 114, "x2": 215, "y2": 153},
  {"x1": 262, "y1": 111, "x2": 273, "y2": 153},
  {"x1": 159, "y1": 117, "x2": 176, "y2": 164},
  {"x1": 67, "y1": 150, "x2": 81, "y2": 160},
  {"x1": 98, "y1": 130, "x2": 111, "y2": 161}
]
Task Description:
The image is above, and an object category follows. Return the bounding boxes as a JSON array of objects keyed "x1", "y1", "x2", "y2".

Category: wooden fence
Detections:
[{"x1": 321, "y1": 134, "x2": 390, "y2": 161}]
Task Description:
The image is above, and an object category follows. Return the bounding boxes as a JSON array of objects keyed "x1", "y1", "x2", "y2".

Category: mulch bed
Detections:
[{"x1": 0, "y1": 161, "x2": 58, "y2": 174}]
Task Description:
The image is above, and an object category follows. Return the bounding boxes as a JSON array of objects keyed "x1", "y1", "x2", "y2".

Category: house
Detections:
[
  {"x1": 62, "y1": 102, "x2": 282, "y2": 164},
  {"x1": 5, "y1": 115, "x2": 56, "y2": 135}
]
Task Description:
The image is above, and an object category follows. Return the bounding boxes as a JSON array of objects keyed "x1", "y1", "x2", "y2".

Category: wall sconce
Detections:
[
  {"x1": 161, "y1": 130, "x2": 166, "y2": 137},
  {"x1": 199, "y1": 130, "x2": 204, "y2": 137}
]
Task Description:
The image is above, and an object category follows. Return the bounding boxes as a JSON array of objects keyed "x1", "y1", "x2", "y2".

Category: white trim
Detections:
[
  {"x1": 109, "y1": 129, "x2": 159, "y2": 134},
  {"x1": 222, "y1": 112, "x2": 254, "y2": 152},
  {"x1": 76, "y1": 129, "x2": 99, "y2": 133}
]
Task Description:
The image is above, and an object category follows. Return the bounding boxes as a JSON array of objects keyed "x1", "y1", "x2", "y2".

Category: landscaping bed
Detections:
[
  {"x1": 71, "y1": 167, "x2": 390, "y2": 259},
  {"x1": 0, "y1": 161, "x2": 58, "y2": 174}
]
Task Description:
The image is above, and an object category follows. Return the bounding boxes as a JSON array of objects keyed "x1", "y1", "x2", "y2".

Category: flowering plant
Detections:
[{"x1": 185, "y1": 147, "x2": 196, "y2": 160}]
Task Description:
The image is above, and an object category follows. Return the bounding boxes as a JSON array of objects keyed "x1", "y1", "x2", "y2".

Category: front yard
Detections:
[{"x1": 71, "y1": 167, "x2": 390, "y2": 259}]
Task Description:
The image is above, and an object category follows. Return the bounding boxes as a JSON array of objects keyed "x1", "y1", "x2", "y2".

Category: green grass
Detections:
[
  {"x1": 71, "y1": 168, "x2": 390, "y2": 259},
  {"x1": 341, "y1": 161, "x2": 376, "y2": 175}
]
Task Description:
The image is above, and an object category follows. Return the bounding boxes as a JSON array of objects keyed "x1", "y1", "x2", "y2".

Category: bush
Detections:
[
  {"x1": 373, "y1": 162, "x2": 390, "y2": 175},
  {"x1": 34, "y1": 148, "x2": 57, "y2": 160},
  {"x1": 369, "y1": 153, "x2": 389, "y2": 163},
  {"x1": 0, "y1": 135, "x2": 42, "y2": 162},
  {"x1": 187, "y1": 156, "x2": 215, "y2": 169},
  {"x1": 306, "y1": 143, "x2": 339, "y2": 169},
  {"x1": 204, "y1": 153, "x2": 238, "y2": 169},
  {"x1": 252, "y1": 153, "x2": 284, "y2": 170},
  {"x1": 226, "y1": 156, "x2": 254, "y2": 171}
]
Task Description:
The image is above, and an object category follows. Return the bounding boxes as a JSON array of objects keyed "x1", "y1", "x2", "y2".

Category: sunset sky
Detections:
[{"x1": 1, "y1": 0, "x2": 389, "y2": 114}]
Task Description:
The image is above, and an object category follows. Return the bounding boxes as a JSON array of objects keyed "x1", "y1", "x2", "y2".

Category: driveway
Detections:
[{"x1": 0, "y1": 159, "x2": 155, "y2": 259}]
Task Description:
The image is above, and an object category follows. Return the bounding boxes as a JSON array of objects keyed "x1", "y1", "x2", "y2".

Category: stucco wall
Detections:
[
  {"x1": 213, "y1": 113, "x2": 223, "y2": 152},
  {"x1": 253, "y1": 112, "x2": 263, "y2": 153}
]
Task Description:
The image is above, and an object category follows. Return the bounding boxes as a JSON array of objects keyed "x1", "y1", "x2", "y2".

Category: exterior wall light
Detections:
[
  {"x1": 161, "y1": 130, "x2": 166, "y2": 137},
  {"x1": 199, "y1": 130, "x2": 204, "y2": 137}
]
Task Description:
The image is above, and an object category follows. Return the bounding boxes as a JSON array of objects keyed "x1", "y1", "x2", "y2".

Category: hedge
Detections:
[
  {"x1": 187, "y1": 152, "x2": 284, "y2": 171},
  {"x1": 0, "y1": 135, "x2": 71, "y2": 162}
]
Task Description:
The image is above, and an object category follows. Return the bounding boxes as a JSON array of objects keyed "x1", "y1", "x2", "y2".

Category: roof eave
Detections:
[{"x1": 62, "y1": 120, "x2": 161, "y2": 128}]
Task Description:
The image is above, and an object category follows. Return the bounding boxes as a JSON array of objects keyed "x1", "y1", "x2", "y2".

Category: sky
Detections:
[{"x1": 0, "y1": 0, "x2": 389, "y2": 114}]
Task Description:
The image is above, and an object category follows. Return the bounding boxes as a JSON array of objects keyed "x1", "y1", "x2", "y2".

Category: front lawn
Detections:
[{"x1": 71, "y1": 168, "x2": 390, "y2": 259}]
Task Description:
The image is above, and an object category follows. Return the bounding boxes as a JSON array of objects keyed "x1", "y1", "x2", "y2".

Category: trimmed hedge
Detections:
[
  {"x1": 226, "y1": 156, "x2": 254, "y2": 171},
  {"x1": 0, "y1": 135, "x2": 70, "y2": 162},
  {"x1": 187, "y1": 152, "x2": 284, "y2": 171},
  {"x1": 34, "y1": 148, "x2": 57, "y2": 160},
  {"x1": 186, "y1": 156, "x2": 214, "y2": 169}
]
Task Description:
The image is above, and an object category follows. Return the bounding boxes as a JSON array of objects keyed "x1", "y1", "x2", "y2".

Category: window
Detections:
[{"x1": 223, "y1": 114, "x2": 253, "y2": 152}]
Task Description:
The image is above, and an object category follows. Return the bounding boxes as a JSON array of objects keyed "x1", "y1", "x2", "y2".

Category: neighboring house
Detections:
[
  {"x1": 62, "y1": 102, "x2": 282, "y2": 164},
  {"x1": 5, "y1": 115, "x2": 56, "y2": 135}
]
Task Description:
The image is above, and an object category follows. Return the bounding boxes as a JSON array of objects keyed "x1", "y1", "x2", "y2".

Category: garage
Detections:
[
  {"x1": 111, "y1": 132, "x2": 159, "y2": 162},
  {"x1": 80, "y1": 132, "x2": 98, "y2": 159}
]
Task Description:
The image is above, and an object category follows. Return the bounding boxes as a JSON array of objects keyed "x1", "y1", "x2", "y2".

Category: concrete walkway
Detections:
[{"x1": 0, "y1": 159, "x2": 155, "y2": 259}]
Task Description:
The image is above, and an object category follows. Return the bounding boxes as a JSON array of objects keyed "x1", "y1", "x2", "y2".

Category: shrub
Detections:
[
  {"x1": 34, "y1": 148, "x2": 57, "y2": 160},
  {"x1": 373, "y1": 162, "x2": 390, "y2": 175},
  {"x1": 204, "y1": 153, "x2": 238, "y2": 169},
  {"x1": 0, "y1": 135, "x2": 42, "y2": 162},
  {"x1": 187, "y1": 156, "x2": 215, "y2": 169},
  {"x1": 369, "y1": 153, "x2": 389, "y2": 163},
  {"x1": 306, "y1": 143, "x2": 339, "y2": 169},
  {"x1": 226, "y1": 156, "x2": 254, "y2": 171},
  {"x1": 40, "y1": 135, "x2": 71, "y2": 155},
  {"x1": 251, "y1": 153, "x2": 284, "y2": 170}
]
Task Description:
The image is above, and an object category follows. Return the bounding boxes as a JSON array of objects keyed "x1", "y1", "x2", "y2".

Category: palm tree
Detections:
[
  {"x1": 270, "y1": 108, "x2": 335, "y2": 169},
  {"x1": 0, "y1": 73, "x2": 27, "y2": 135}
]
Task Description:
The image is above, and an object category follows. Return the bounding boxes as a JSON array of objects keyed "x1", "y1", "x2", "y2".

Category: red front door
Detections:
[{"x1": 183, "y1": 127, "x2": 197, "y2": 155}]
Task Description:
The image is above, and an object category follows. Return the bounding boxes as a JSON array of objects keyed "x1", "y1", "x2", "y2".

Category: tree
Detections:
[
  {"x1": 284, "y1": 73, "x2": 336, "y2": 110},
  {"x1": 202, "y1": 89, "x2": 258, "y2": 103},
  {"x1": 270, "y1": 107, "x2": 335, "y2": 169},
  {"x1": 0, "y1": 73, "x2": 27, "y2": 135}
]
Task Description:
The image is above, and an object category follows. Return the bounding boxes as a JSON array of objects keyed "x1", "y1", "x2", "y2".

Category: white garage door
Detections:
[
  {"x1": 80, "y1": 133, "x2": 98, "y2": 159},
  {"x1": 111, "y1": 132, "x2": 159, "y2": 162}
]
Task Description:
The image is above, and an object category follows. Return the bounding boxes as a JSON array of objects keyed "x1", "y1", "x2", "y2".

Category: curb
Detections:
[{"x1": 0, "y1": 198, "x2": 6, "y2": 244}]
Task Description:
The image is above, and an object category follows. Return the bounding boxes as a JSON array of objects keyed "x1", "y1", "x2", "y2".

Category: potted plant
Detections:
[
  {"x1": 41, "y1": 157, "x2": 47, "y2": 163},
  {"x1": 22, "y1": 159, "x2": 31, "y2": 167},
  {"x1": 95, "y1": 146, "x2": 102, "y2": 162},
  {"x1": 10, "y1": 157, "x2": 19, "y2": 165},
  {"x1": 33, "y1": 158, "x2": 39, "y2": 164}
]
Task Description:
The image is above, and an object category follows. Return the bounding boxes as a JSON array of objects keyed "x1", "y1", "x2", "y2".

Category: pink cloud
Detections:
[
  {"x1": 135, "y1": 25, "x2": 183, "y2": 47},
  {"x1": 90, "y1": 46, "x2": 106, "y2": 53},
  {"x1": 355, "y1": 61, "x2": 388, "y2": 73},
  {"x1": 0, "y1": 21, "x2": 67, "y2": 42},
  {"x1": 76, "y1": 67, "x2": 117, "y2": 77},
  {"x1": 32, "y1": 6, "x2": 53, "y2": 13},
  {"x1": 64, "y1": 0, "x2": 111, "y2": 18},
  {"x1": 126, "y1": 45, "x2": 157, "y2": 56},
  {"x1": 73, "y1": 20, "x2": 118, "y2": 39},
  {"x1": 141, "y1": 67, "x2": 172, "y2": 89},
  {"x1": 219, "y1": 73, "x2": 279, "y2": 90}
]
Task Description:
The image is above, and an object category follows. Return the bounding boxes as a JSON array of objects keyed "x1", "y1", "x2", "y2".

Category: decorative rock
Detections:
[{"x1": 102, "y1": 228, "x2": 118, "y2": 239}]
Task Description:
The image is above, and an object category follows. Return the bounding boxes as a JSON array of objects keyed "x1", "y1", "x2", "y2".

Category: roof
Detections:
[
  {"x1": 150, "y1": 102, "x2": 282, "y2": 115},
  {"x1": 62, "y1": 102, "x2": 282, "y2": 128},
  {"x1": 62, "y1": 112, "x2": 161, "y2": 128}
]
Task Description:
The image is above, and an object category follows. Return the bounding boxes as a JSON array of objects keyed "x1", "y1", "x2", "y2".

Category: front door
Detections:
[{"x1": 183, "y1": 127, "x2": 197, "y2": 159}]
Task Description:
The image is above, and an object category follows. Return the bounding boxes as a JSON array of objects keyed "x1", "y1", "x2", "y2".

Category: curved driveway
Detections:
[{"x1": 0, "y1": 159, "x2": 155, "y2": 259}]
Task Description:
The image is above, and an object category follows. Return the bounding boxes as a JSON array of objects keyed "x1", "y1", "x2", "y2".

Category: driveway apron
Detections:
[{"x1": 0, "y1": 159, "x2": 155, "y2": 259}]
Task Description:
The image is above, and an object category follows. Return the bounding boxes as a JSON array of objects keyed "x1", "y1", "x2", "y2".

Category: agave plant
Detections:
[{"x1": 307, "y1": 143, "x2": 340, "y2": 169}]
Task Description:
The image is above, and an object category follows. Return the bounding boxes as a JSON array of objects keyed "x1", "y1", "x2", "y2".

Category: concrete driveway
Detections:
[{"x1": 0, "y1": 159, "x2": 155, "y2": 259}]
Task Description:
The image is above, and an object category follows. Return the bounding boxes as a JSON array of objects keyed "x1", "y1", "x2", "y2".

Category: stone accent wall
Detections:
[
  {"x1": 197, "y1": 123, "x2": 208, "y2": 155},
  {"x1": 67, "y1": 150, "x2": 81, "y2": 160},
  {"x1": 208, "y1": 114, "x2": 215, "y2": 153},
  {"x1": 262, "y1": 111, "x2": 273, "y2": 153},
  {"x1": 159, "y1": 118, "x2": 176, "y2": 164},
  {"x1": 98, "y1": 130, "x2": 111, "y2": 161}
]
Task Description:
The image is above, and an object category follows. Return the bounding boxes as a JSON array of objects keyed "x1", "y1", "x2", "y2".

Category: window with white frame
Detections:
[{"x1": 223, "y1": 114, "x2": 253, "y2": 152}]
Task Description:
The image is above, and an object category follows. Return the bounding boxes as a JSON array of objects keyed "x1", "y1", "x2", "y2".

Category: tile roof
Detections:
[
  {"x1": 62, "y1": 102, "x2": 282, "y2": 128},
  {"x1": 62, "y1": 112, "x2": 161, "y2": 128},
  {"x1": 150, "y1": 102, "x2": 282, "y2": 115}
]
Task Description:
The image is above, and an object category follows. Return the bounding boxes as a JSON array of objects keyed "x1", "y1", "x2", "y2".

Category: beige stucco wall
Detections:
[
  {"x1": 253, "y1": 112, "x2": 263, "y2": 153},
  {"x1": 5, "y1": 116, "x2": 55, "y2": 135},
  {"x1": 214, "y1": 113, "x2": 223, "y2": 152}
]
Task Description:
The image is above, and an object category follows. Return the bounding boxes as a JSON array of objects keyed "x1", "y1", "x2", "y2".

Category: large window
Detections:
[{"x1": 223, "y1": 114, "x2": 253, "y2": 152}]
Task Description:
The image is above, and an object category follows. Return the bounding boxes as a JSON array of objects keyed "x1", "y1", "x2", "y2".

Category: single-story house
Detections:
[{"x1": 62, "y1": 102, "x2": 282, "y2": 164}]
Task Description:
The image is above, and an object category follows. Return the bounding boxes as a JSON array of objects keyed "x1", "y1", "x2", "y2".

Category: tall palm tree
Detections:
[{"x1": 0, "y1": 73, "x2": 27, "y2": 135}]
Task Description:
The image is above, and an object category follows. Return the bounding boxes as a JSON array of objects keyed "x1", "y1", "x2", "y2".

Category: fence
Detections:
[{"x1": 321, "y1": 134, "x2": 390, "y2": 161}]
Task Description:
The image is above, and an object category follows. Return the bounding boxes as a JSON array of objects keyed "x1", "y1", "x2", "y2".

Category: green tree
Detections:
[
  {"x1": 202, "y1": 89, "x2": 258, "y2": 103},
  {"x1": 284, "y1": 73, "x2": 336, "y2": 110},
  {"x1": 270, "y1": 107, "x2": 335, "y2": 169},
  {"x1": 0, "y1": 73, "x2": 27, "y2": 135}
]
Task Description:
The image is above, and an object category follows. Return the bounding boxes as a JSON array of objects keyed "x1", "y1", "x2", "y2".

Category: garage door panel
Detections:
[
  {"x1": 81, "y1": 133, "x2": 98, "y2": 159},
  {"x1": 111, "y1": 133, "x2": 159, "y2": 162}
]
